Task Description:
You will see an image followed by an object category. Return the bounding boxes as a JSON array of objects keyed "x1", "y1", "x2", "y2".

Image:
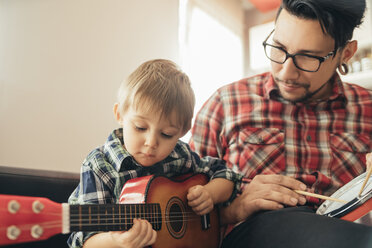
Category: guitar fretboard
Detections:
[{"x1": 69, "y1": 203, "x2": 162, "y2": 232}]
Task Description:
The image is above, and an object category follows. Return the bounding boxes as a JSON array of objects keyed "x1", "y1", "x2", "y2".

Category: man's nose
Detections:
[{"x1": 279, "y1": 57, "x2": 300, "y2": 80}]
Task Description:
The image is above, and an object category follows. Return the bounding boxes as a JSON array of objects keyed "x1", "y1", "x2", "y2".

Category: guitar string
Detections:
[
  {"x1": 0, "y1": 217, "x2": 207, "y2": 231},
  {"x1": 1, "y1": 207, "x2": 205, "y2": 218},
  {"x1": 0, "y1": 210, "x2": 199, "y2": 218},
  {"x1": 68, "y1": 215, "x2": 205, "y2": 225},
  {"x1": 0, "y1": 206, "x2": 197, "y2": 216},
  {"x1": 0, "y1": 210, "x2": 209, "y2": 225},
  {"x1": 0, "y1": 217, "x2": 204, "y2": 228},
  {"x1": 0, "y1": 218, "x2": 200, "y2": 230},
  {"x1": 69, "y1": 211, "x2": 199, "y2": 217},
  {"x1": 1, "y1": 205, "x2": 215, "y2": 229},
  {"x1": 68, "y1": 212, "x2": 203, "y2": 223},
  {"x1": 69, "y1": 216, "x2": 204, "y2": 224}
]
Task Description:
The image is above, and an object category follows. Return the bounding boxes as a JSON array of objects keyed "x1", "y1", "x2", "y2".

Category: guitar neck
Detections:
[{"x1": 69, "y1": 203, "x2": 162, "y2": 232}]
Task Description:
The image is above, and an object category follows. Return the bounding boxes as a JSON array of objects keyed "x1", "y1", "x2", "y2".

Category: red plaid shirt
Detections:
[{"x1": 190, "y1": 72, "x2": 372, "y2": 206}]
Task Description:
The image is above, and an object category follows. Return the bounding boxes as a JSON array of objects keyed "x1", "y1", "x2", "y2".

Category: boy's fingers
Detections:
[
  {"x1": 187, "y1": 185, "x2": 203, "y2": 200},
  {"x1": 131, "y1": 219, "x2": 154, "y2": 244},
  {"x1": 193, "y1": 203, "x2": 213, "y2": 215},
  {"x1": 143, "y1": 221, "x2": 157, "y2": 245},
  {"x1": 148, "y1": 230, "x2": 157, "y2": 245},
  {"x1": 129, "y1": 218, "x2": 141, "y2": 234},
  {"x1": 188, "y1": 193, "x2": 207, "y2": 207}
]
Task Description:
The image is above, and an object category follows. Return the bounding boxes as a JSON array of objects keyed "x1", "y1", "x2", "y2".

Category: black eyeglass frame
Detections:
[{"x1": 262, "y1": 29, "x2": 335, "y2": 72}]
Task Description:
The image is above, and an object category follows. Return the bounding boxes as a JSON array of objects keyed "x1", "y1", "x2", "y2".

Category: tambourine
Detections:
[{"x1": 316, "y1": 172, "x2": 372, "y2": 226}]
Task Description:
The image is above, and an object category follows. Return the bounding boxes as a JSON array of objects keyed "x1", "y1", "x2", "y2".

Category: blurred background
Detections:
[{"x1": 1, "y1": 0, "x2": 371, "y2": 173}]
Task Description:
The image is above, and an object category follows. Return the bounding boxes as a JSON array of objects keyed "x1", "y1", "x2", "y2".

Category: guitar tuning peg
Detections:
[
  {"x1": 32, "y1": 200, "x2": 44, "y2": 213},
  {"x1": 7, "y1": 225, "x2": 21, "y2": 240},
  {"x1": 8, "y1": 200, "x2": 20, "y2": 214},
  {"x1": 31, "y1": 225, "x2": 43, "y2": 239}
]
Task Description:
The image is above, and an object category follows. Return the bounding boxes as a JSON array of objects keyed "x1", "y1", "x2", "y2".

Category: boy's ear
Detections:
[
  {"x1": 113, "y1": 103, "x2": 122, "y2": 123},
  {"x1": 181, "y1": 120, "x2": 192, "y2": 137},
  {"x1": 181, "y1": 129, "x2": 189, "y2": 138}
]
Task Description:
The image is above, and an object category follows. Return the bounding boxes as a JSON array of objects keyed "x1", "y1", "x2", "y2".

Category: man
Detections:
[{"x1": 190, "y1": 0, "x2": 372, "y2": 247}]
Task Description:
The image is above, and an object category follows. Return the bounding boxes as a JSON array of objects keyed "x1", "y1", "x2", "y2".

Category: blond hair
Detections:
[{"x1": 117, "y1": 59, "x2": 195, "y2": 133}]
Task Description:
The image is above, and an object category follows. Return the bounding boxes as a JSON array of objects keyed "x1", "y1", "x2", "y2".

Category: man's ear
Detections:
[
  {"x1": 113, "y1": 103, "x2": 122, "y2": 123},
  {"x1": 341, "y1": 40, "x2": 358, "y2": 63}
]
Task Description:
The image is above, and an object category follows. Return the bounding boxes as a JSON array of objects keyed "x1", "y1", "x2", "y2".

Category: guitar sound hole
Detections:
[
  {"x1": 166, "y1": 197, "x2": 186, "y2": 239},
  {"x1": 169, "y1": 203, "x2": 183, "y2": 232}
]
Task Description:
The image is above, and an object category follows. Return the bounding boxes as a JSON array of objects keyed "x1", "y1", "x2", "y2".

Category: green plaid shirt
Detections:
[{"x1": 67, "y1": 128, "x2": 242, "y2": 247}]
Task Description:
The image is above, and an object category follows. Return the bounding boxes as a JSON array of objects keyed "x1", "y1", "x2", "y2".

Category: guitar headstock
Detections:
[{"x1": 0, "y1": 194, "x2": 63, "y2": 246}]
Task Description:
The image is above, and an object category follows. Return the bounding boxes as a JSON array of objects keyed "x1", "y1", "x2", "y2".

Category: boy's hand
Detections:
[
  {"x1": 110, "y1": 219, "x2": 157, "y2": 248},
  {"x1": 187, "y1": 184, "x2": 214, "y2": 215}
]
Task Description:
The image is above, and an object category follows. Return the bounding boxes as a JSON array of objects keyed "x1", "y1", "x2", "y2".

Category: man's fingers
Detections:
[
  {"x1": 253, "y1": 174, "x2": 307, "y2": 191},
  {"x1": 244, "y1": 176, "x2": 307, "y2": 206},
  {"x1": 256, "y1": 188, "x2": 305, "y2": 206},
  {"x1": 234, "y1": 196, "x2": 284, "y2": 221},
  {"x1": 267, "y1": 183, "x2": 307, "y2": 205},
  {"x1": 366, "y1": 153, "x2": 372, "y2": 170},
  {"x1": 250, "y1": 198, "x2": 284, "y2": 211}
]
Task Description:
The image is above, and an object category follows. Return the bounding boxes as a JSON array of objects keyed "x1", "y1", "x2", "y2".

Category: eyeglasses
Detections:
[{"x1": 262, "y1": 29, "x2": 334, "y2": 72}]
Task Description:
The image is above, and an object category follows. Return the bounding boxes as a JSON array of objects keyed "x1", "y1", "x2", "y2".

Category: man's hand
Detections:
[
  {"x1": 366, "y1": 153, "x2": 372, "y2": 171},
  {"x1": 220, "y1": 174, "x2": 307, "y2": 225}
]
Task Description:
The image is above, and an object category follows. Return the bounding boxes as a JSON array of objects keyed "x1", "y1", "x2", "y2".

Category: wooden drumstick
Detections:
[
  {"x1": 358, "y1": 164, "x2": 372, "y2": 196},
  {"x1": 294, "y1": 190, "x2": 347, "y2": 204}
]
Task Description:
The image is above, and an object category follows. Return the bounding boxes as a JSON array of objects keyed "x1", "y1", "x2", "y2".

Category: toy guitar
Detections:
[{"x1": 0, "y1": 173, "x2": 219, "y2": 248}]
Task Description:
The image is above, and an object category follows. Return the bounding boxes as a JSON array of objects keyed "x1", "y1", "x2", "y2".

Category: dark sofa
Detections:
[{"x1": 0, "y1": 165, "x2": 80, "y2": 248}]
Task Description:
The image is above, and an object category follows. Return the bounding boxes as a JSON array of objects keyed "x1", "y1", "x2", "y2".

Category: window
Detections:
[{"x1": 179, "y1": 0, "x2": 244, "y2": 141}]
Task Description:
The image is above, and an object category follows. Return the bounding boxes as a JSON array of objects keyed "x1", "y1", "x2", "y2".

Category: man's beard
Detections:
[
  {"x1": 288, "y1": 91, "x2": 312, "y2": 103},
  {"x1": 275, "y1": 78, "x2": 329, "y2": 103},
  {"x1": 275, "y1": 79, "x2": 311, "y2": 103}
]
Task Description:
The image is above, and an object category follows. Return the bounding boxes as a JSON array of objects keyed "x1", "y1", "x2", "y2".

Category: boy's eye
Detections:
[
  {"x1": 135, "y1": 126, "x2": 146, "y2": 131},
  {"x1": 161, "y1": 133, "x2": 173, "y2": 139}
]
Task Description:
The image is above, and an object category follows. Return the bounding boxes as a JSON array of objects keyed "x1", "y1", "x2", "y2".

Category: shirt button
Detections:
[{"x1": 306, "y1": 135, "x2": 311, "y2": 141}]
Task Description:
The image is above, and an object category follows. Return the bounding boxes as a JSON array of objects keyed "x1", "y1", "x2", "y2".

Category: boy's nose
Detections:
[{"x1": 145, "y1": 134, "x2": 158, "y2": 148}]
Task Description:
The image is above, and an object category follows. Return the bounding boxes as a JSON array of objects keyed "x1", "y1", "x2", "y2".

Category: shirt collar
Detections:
[
  {"x1": 265, "y1": 72, "x2": 347, "y2": 105},
  {"x1": 103, "y1": 128, "x2": 132, "y2": 172}
]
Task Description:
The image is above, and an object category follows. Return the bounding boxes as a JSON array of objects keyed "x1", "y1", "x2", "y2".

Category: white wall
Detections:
[{"x1": 0, "y1": 0, "x2": 180, "y2": 172}]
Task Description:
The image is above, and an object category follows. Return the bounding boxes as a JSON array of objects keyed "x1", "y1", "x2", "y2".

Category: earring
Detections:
[{"x1": 338, "y1": 63, "x2": 349, "y2": 75}]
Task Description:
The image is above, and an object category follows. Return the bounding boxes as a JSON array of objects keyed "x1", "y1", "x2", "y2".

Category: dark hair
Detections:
[{"x1": 276, "y1": 0, "x2": 366, "y2": 53}]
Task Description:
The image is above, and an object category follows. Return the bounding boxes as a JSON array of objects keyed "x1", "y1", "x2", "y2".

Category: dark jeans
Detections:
[{"x1": 221, "y1": 206, "x2": 372, "y2": 248}]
